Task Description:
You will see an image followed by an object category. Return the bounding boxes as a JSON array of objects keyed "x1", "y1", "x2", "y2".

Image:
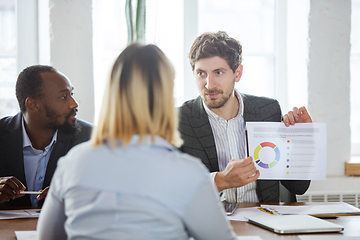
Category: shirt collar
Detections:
[
  {"x1": 202, "y1": 89, "x2": 244, "y2": 121},
  {"x1": 113, "y1": 135, "x2": 176, "y2": 152},
  {"x1": 22, "y1": 117, "x2": 58, "y2": 152}
]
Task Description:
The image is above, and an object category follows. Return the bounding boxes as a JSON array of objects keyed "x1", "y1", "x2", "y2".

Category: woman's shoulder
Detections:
[
  {"x1": 59, "y1": 141, "x2": 93, "y2": 161},
  {"x1": 163, "y1": 149, "x2": 211, "y2": 179},
  {"x1": 57, "y1": 141, "x2": 112, "y2": 171}
]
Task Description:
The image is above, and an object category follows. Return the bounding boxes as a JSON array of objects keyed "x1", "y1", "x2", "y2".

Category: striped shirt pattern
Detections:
[{"x1": 203, "y1": 90, "x2": 259, "y2": 203}]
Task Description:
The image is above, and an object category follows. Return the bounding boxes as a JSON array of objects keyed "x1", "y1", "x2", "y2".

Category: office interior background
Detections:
[{"x1": 0, "y1": 0, "x2": 359, "y2": 205}]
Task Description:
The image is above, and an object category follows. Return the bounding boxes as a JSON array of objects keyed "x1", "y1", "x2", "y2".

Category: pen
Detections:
[
  {"x1": 20, "y1": 191, "x2": 41, "y2": 194},
  {"x1": 258, "y1": 207, "x2": 277, "y2": 215},
  {"x1": 245, "y1": 129, "x2": 249, "y2": 157},
  {"x1": 314, "y1": 216, "x2": 338, "y2": 219}
]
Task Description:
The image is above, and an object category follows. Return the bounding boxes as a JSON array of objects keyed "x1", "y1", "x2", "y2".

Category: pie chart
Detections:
[{"x1": 253, "y1": 142, "x2": 280, "y2": 168}]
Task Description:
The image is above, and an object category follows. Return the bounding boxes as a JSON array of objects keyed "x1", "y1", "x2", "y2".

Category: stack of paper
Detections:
[
  {"x1": 15, "y1": 231, "x2": 37, "y2": 240},
  {"x1": 0, "y1": 209, "x2": 40, "y2": 220},
  {"x1": 260, "y1": 202, "x2": 360, "y2": 217}
]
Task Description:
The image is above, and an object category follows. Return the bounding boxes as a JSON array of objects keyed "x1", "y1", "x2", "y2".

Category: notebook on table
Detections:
[{"x1": 245, "y1": 214, "x2": 344, "y2": 234}]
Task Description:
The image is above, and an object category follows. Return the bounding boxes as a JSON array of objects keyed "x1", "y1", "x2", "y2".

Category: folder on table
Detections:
[{"x1": 260, "y1": 202, "x2": 360, "y2": 217}]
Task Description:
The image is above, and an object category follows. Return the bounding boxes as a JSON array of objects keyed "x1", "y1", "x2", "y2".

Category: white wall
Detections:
[
  {"x1": 16, "y1": 0, "x2": 38, "y2": 72},
  {"x1": 17, "y1": 0, "x2": 95, "y2": 123},
  {"x1": 48, "y1": 0, "x2": 95, "y2": 123},
  {"x1": 183, "y1": 0, "x2": 199, "y2": 102},
  {"x1": 307, "y1": 0, "x2": 353, "y2": 192}
]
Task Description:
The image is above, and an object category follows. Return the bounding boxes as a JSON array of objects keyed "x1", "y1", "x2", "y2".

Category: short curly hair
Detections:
[
  {"x1": 188, "y1": 31, "x2": 242, "y2": 73},
  {"x1": 16, "y1": 65, "x2": 57, "y2": 113}
]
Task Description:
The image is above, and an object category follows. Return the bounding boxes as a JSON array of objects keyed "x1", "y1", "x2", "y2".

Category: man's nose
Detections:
[
  {"x1": 69, "y1": 95, "x2": 78, "y2": 109},
  {"x1": 205, "y1": 75, "x2": 215, "y2": 89}
]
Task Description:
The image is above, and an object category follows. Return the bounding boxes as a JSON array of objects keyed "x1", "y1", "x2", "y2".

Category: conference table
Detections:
[{"x1": 1, "y1": 202, "x2": 360, "y2": 240}]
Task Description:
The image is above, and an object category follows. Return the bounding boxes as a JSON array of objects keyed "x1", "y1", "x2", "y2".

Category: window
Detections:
[
  {"x1": 93, "y1": 0, "x2": 128, "y2": 122},
  {"x1": 93, "y1": 0, "x2": 184, "y2": 123},
  {"x1": 195, "y1": 0, "x2": 309, "y2": 113},
  {"x1": 146, "y1": 0, "x2": 184, "y2": 106},
  {"x1": 0, "y1": 0, "x2": 18, "y2": 118},
  {"x1": 199, "y1": 0, "x2": 276, "y2": 100},
  {"x1": 93, "y1": 0, "x2": 310, "y2": 118},
  {"x1": 351, "y1": 0, "x2": 360, "y2": 155}
]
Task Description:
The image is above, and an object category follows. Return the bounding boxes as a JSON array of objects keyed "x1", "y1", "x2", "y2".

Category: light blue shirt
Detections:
[
  {"x1": 22, "y1": 118, "x2": 57, "y2": 206},
  {"x1": 37, "y1": 135, "x2": 238, "y2": 240}
]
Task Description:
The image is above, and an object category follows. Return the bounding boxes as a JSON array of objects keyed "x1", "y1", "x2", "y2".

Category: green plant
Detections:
[{"x1": 125, "y1": 0, "x2": 146, "y2": 45}]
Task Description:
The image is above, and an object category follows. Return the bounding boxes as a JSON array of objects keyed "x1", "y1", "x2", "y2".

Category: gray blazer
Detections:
[
  {"x1": 0, "y1": 112, "x2": 92, "y2": 207},
  {"x1": 179, "y1": 94, "x2": 310, "y2": 202}
]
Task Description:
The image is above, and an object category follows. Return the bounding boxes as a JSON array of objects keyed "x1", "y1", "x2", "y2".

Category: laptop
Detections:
[{"x1": 245, "y1": 214, "x2": 344, "y2": 234}]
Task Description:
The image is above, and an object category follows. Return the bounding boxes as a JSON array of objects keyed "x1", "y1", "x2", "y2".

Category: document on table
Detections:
[
  {"x1": 246, "y1": 122, "x2": 326, "y2": 180},
  {"x1": 227, "y1": 207, "x2": 273, "y2": 222},
  {"x1": 260, "y1": 202, "x2": 360, "y2": 216},
  {"x1": 15, "y1": 231, "x2": 37, "y2": 240},
  {"x1": 0, "y1": 209, "x2": 40, "y2": 220}
]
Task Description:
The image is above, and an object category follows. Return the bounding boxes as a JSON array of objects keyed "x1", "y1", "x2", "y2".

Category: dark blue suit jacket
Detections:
[
  {"x1": 179, "y1": 94, "x2": 310, "y2": 202},
  {"x1": 0, "y1": 112, "x2": 92, "y2": 206}
]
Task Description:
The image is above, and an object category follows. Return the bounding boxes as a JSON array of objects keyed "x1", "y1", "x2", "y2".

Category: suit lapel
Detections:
[
  {"x1": 42, "y1": 131, "x2": 72, "y2": 189},
  {"x1": 242, "y1": 93, "x2": 284, "y2": 201},
  {"x1": 187, "y1": 93, "x2": 275, "y2": 172},
  {"x1": 2, "y1": 113, "x2": 27, "y2": 186},
  {"x1": 189, "y1": 97, "x2": 219, "y2": 172},
  {"x1": 242, "y1": 93, "x2": 258, "y2": 122},
  {"x1": 2, "y1": 113, "x2": 31, "y2": 205},
  {"x1": 192, "y1": 93, "x2": 259, "y2": 171},
  {"x1": 242, "y1": 93, "x2": 282, "y2": 123}
]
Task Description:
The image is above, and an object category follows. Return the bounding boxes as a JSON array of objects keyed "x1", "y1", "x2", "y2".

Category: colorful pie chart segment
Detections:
[{"x1": 254, "y1": 142, "x2": 280, "y2": 169}]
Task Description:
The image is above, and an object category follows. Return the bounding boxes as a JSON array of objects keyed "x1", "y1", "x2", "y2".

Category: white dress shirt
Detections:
[
  {"x1": 204, "y1": 89, "x2": 259, "y2": 203},
  {"x1": 22, "y1": 118, "x2": 57, "y2": 206},
  {"x1": 37, "y1": 135, "x2": 237, "y2": 240}
]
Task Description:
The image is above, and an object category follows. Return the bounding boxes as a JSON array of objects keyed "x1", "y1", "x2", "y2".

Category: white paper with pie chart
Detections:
[{"x1": 246, "y1": 122, "x2": 326, "y2": 180}]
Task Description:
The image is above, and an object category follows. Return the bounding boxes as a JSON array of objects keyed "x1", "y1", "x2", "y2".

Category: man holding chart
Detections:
[
  {"x1": 0, "y1": 65, "x2": 92, "y2": 207},
  {"x1": 179, "y1": 31, "x2": 312, "y2": 203}
]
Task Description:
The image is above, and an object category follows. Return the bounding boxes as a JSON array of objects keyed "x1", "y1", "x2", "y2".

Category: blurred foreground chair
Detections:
[{"x1": 279, "y1": 183, "x2": 297, "y2": 202}]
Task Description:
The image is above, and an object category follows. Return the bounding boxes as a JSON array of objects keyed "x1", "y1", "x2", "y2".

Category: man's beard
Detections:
[
  {"x1": 45, "y1": 106, "x2": 80, "y2": 135},
  {"x1": 202, "y1": 89, "x2": 232, "y2": 109},
  {"x1": 202, "y1": 78, "x2": 235, "y2": 109}
]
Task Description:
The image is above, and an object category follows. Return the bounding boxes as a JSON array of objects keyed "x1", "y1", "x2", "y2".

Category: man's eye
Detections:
[
  {"x1": 216, "y1": 71, "x2": 223, "y2": 75},
  {"x1": 198, "y1": 72, "x2": 205, "y2": 76},
  {"x1": 60, "y1": 94, "x2": 67, "y2": 100}
]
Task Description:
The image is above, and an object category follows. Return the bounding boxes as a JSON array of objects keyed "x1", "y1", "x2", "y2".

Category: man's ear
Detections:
[
  {"x1": 25, "y1": 97, "x2": 40, "y2": 112},
  {"x1": 235, "y1": 65, "x2": 243, "y2": 83}
]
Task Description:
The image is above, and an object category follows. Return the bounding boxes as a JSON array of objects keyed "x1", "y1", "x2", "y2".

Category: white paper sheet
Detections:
[
  {"x1": 15, "y1": 231, "x2": 37, "y2": 240},
  {"x1": 227, "y1": 207, "x2": 271, "y2": 221},
  {"x1": 260, "y1": 202, "x2": 360, "y2": 215},
  {"x1": 236, "y1": 237, "x2": 262, "y2": 240},
  {"x1": 0, "y1": 209, "x2": 40, "y2": 219},
  {"x1": 246, "y1": 122, "x2": 327, "y2": 180},
  {"x1": 299, "y1": 236, "x2": 359, "y2": 240}
]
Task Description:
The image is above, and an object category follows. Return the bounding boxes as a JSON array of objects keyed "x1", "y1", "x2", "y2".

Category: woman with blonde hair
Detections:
[{"x1": 37, "y1": 43, "x2": 238, "y2": 239}]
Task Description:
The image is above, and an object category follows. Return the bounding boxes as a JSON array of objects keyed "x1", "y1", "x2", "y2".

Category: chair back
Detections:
[{"x1": 279, "y1": 183, "x2": 297, "y2": 202}]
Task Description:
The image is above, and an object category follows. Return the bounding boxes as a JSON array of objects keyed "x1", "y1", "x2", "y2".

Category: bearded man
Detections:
[
  {"x1": 0, "y1": 65, "x2": 92, "y2": 206},
  {"x1": 179, "y1": 31, "x2": 312, "y2": 203}
]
